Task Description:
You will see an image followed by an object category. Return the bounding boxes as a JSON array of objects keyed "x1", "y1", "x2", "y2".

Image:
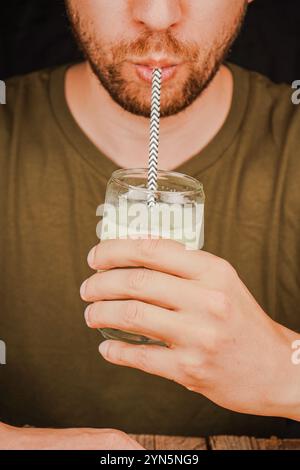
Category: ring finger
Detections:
[{"x1": 85, "y1": 299, "x2": 183, "y2": 345}]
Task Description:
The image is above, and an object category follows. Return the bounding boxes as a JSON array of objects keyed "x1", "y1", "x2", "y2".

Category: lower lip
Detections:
[{"x1": 134, "y1": 64, "x2": 179, "y2": 83}]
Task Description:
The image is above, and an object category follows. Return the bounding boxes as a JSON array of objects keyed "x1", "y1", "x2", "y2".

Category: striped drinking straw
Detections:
[{"x1": 147, "y1": 68, "x2": 162, "y2": 208}]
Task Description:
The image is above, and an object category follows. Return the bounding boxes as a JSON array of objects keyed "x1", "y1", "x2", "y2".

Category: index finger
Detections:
[{"x1": 87, "y1": 237, "x2": 216, "y2": 279}]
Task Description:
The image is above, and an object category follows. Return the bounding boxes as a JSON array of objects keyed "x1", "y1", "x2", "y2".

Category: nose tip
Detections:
[{"x1": 132, "y1": 0, "x2": 182, "y2": 31}]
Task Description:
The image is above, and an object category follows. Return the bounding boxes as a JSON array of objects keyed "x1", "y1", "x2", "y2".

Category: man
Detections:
[{"x1": 1, "y1": 0, "x2": 300, "y2": 449}]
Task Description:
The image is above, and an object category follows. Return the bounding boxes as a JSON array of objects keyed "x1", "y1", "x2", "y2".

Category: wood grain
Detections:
[
  {"x1": 208, "y1": 435, "x2": 300, "y2": 450},
  {"x1": 131, "y1": 434, "x2": 300, "y2": 450},
  {"x1": 130, "y1": 434, "x2": 156, "y2": 450},
  {"x1": 130, "y1": 434, "x2": 206, "y2": 450},
  {"x1": 209, "y1": 435, "x2": 260, "y2": 450},
  {"x1": 154, "y1": 435, "x2": 207, "y2": 450}
]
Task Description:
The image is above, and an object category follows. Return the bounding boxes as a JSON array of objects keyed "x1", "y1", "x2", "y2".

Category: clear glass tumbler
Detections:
[{"x1": 97, "y1": 168, "x2": 205, "y2": 345}]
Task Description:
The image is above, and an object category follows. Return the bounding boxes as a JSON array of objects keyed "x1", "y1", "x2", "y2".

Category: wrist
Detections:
[{"x1": 269, "y1": 322, "x2": 300, "y2": 421}]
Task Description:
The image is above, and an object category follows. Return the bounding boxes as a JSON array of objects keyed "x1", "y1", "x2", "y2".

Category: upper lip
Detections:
[{"x1": 134, "y1": 58, "x2": 181, "y2": 68}]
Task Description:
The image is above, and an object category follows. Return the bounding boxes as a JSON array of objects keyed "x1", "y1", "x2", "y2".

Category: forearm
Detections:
[
  {"x1": 0, "y1": 422, "x2": 142, "y2": 450},
  {"x1": 0, "y1": 422, "x2": 72, "y2": 450}
]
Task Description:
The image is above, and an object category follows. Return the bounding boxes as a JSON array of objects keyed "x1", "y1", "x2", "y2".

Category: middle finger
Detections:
[{"x1": 81, "y1": 267, "x2": 197, "y2": 311}]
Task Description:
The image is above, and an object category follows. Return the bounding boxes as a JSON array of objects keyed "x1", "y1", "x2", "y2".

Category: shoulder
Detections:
[
  {"x1": 1, "y1": 66, "x2": 56, "y2": 115},
  {"x1": 226, "y1": 63, "x2": 300, "y2": 218},
  {"x1": 0, "y1": 64, "x2": 69, "y2": 150},
  {"x1": 229, "y1": 62, "x2": 300, "y2": 175},
  {"x1": 0, "y1": 67, "x2": 52, "y2": 137},
  {"x1": 228, "y1": 62, "x2": 300, "y2": 144}
]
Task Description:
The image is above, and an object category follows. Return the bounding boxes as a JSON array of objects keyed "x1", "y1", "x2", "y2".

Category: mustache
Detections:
[{"x1": 110, "y1": 29, "x2": 201, "y2": 63}]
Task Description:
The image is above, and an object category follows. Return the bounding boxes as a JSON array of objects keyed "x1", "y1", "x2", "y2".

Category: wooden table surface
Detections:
[{"x1": 130, "y1": 434, "x2": 300, "y2": 450}]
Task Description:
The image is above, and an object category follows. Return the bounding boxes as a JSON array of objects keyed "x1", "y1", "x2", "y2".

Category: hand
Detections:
[
  {"x1": 81, "y1": 238, "x2": 300, "y2": 420},
  {"x1": 0, "y1": 423, "x2": 144, "y2": 450}
]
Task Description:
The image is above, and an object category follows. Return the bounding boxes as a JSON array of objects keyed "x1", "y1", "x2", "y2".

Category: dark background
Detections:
[{"x1": 0, "y1": 0, "x2": 300, "y2": 83}]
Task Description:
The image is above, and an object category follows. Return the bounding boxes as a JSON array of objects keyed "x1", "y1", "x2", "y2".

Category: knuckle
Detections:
[
  {"x1": 90, "y1": 243, "x2": 105, "y2": 269},
  {"x1": 136, "y1": 345, "x2": 150, "y2": 370},
  {"x1": 128, "y1": 268, "x2": 151, "y2": 292},
  {"x1": 178, "y1": 352, "x2": 206, "y2": 380},
  {"x1": 201, "y1": 328, "x2": 220, "y2": 353},
  {"x1": 136, "y1": 237, "x2": 161, "y2": 259},
  {"x1": 122, "y1": 300, "x2": 143, "y2": 326},
  {"x1": 209, "y1": 290, "x2": 231, "y2": 318},
  {"x1": 86, "y1": 303, "x2": 96, "y2": 326},
  {"x1": 216, "y1": 258, "x2": 236, "y2": 277},
  {"x1": 84, "y1": 279, "x2": 95, "y2": 300},
  {"x1": 104, "y1": 341, "x2": 119, "y2": 361},
  {"x1": 83, "y1": 273, "x2": 103, "y2": 300},
  {"x1": 92, "y1": 243, "x2": 100, "y2": 263}
]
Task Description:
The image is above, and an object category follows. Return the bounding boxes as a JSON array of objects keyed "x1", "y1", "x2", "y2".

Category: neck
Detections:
[{"x1": 65, "y1": 60, "x2": 233, "y2": 171}]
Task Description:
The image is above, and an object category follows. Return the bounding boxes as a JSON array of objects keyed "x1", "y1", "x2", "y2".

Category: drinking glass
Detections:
[{"x1": 97, "y1": 168, "x2": 205, "y2": 345}]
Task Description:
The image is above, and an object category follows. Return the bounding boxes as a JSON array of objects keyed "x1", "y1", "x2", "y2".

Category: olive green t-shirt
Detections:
[{"x1": 1, "y1": 61, "x2": 300, "y2": 438}]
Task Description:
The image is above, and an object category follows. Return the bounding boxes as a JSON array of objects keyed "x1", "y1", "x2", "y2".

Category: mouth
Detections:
[{"x1": 132, "y1": 59, "x2": 183, "y2": 83}]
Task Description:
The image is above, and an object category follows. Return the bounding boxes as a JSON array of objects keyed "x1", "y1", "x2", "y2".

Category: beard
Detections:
[{"x1": 66, "y1": 2, "x2": 247, "y2": 118}]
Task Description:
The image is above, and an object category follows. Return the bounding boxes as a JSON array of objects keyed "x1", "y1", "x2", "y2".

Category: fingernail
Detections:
[
  {"x1": 87, "y1": 246, "x2": 96, "y2": 267},
  {"x1": 80, "y1": 280, "x2": 87, "y2": 299},
  {"x1": 99, "y1": 341, "x2": 110, "y2": 357},
  {"x1": 84, "y1": 304, "x2": 92, "y2": 326}
]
